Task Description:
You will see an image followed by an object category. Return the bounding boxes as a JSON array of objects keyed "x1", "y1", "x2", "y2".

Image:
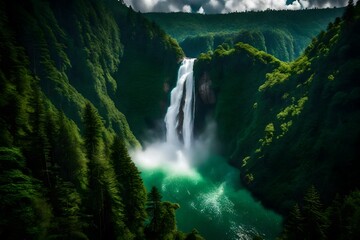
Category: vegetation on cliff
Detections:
[
  {"x1": 0, "y1": 0, "x2": 197, "y2": 239},
  {"x1": 146, "y1": 8, "x2": 344, "y2": 61},
  {"x1": 194, "y1": 2, "x2": 360, "y2": 237}
]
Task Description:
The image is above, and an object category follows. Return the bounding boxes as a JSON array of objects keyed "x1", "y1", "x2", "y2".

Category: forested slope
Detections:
[
  {"x1": 0, "y1": 0, "x2": 200, "y2": 239},
  {"x1": 146, "y1": 8, "x2": 344, "y2": 61},
  {"x1": 194, "y1": 3, "x2": 360, "y2": 237}
]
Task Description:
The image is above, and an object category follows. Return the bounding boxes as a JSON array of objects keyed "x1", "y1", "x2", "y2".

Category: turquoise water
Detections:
[{"x1": 132, "y1": 142, "x2": 283, "y2": 240}]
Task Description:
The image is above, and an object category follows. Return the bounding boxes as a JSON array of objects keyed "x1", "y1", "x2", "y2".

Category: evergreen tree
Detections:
[
  {"x1": 326, "y1": 195, "x2": 344, "y2": 240},
  {"x1": 83, "y1": 102, "x2": 103, "y2": 164},
  {"x1": 111, "y1": 135, "x2": 147, "y2": 238},
  {"x1": 82, "y1": 102, "x2": 131, "y2": 240},
  {"x1": 0, "y1": 148, "x2": 52, "y2": 239},
  {"x1": 282, "y1": 204, "x2": 304, "y2": 240},
  {"x1": 56, "y1": 113, "x2": 88, "y2": 191},
  {"x1": 49, "y1": 177, "x2": 87, "y2": 239},
  {"x1": 146, "y1": 186, "x2": 163, "y2": 239},
  {"x1": 158, "y1": 201, "x2": 180, "y2": 239},
  {"x1": 25, "y1": 87, "x2": 51, "y2": 186},
  {"x1": 82, "y1": 102, "x2": 108, "y2": 239},
  {"x1": 302, "y1": 186, "x2": 328, "y2": 240},
  {"x1": 341, "y1": 191, "x2": 360, "y2": 240}
]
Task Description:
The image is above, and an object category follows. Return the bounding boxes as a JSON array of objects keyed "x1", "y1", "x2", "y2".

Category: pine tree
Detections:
[
  {"x1": 49, "y1": 177, "x2": 87, "y2": 239},
  {"x1": 25, "y1": 87, "x2": 51, "y2": 186},
  {"x1": 302, "y1": 186, "x2": 328, "y2": 240},
  {"x1": 82, "y1": 102, "x2": 131, "y2": 240},
  {"x1": 56, "y1": 113, "x2": 88, "y2": 191},
  {"x1": 111, "y1": 135, "x2": 147, "y2": 238},
  {"x1": 282, "y1": 203, "x2": 304, "y2": 240},
  {"x1": 83, "y1": 102, "x2": 103, "y2": 164},
  {"x1": 146, "y1": 186, "x2": 163, "y2": 239},
  {"x1": 341, "y1": 191, "x2": 360, "y2": 240},
  {"x1": 158, "y1": 201, "x2": 180, "y2": 239},
  {"x1": 326, "y1": 195, "x2": 344, "y2": 240},
  {"x1": 82, "y1": 102, "x2": 107, "y2": 239},
  {"x1": 0, "y1": 148, "x2": 52, "y2": 239}
]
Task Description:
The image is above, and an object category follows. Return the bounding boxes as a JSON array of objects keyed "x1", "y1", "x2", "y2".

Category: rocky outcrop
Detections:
[{"x1": 198, "y1": 72, "x2": 216, "y2": 105}]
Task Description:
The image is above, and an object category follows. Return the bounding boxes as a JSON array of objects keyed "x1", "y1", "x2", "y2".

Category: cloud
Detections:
[
  {"x1": 123, "y1": 0, "x2": 350, "y2": 13},
  {"x1": 197, "y1": 6, "x2": 205, "y2": 13},
  {"x1": 183, "y1": 4, "x2": 193, "y2": 12}
]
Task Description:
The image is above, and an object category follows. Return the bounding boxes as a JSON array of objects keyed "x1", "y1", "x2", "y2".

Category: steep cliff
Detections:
[
  {"x1": 146, "y1": 8, "x2": 344, "y2": 61},
  {"x1": 194, "y1": 5, "x2": 360, "y2": 214},
  {"x1": 0, "y1": 0, "x2": 188, "y2": 238}
]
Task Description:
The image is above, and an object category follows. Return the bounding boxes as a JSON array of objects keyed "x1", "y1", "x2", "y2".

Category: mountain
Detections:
[
  {"x1": 194, "y1": 2, "x2": 360, "y2": 220},
  {"x1": 0, "y1": 0, "x2": 201, "y2": 239},
  {"x1": 145, "y1": 8, "x2": 344, "y2": 61},
  {"x1": 1, "y1": 0, "x2": 360, "y2": 239}
]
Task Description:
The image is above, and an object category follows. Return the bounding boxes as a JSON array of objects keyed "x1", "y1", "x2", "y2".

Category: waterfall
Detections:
[{"x1": 164, "y1": 58, "x2": 196, "y2": 149}]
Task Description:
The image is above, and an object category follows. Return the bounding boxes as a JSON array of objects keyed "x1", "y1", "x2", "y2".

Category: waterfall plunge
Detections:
[
  {"x1": 131, "y1": 58, "x2": 283, "y2": 240},
  {"x1": 131, "y1": 58, "x2": 198, "y2": 177},
  {"x1": 165, "y1": 58, "x2": 196, "y2": 149}
]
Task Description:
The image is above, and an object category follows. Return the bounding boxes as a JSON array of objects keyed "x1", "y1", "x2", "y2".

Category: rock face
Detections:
[
  {"x1": 199, "y1": 72, "x2": 216, "y2": 105},
  {"x1": 176, "y1": 84, "x2": 186, "y2": 144}
]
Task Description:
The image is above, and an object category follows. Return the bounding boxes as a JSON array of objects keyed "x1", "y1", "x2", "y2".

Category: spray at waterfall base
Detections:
[{"x1": 131, "y1": 59, "x2": 282, "y2": 240}]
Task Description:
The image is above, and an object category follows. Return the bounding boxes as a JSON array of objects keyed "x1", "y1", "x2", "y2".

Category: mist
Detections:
[{"x1": 131, "y1": 121, "x2": 282, "y2": 240}]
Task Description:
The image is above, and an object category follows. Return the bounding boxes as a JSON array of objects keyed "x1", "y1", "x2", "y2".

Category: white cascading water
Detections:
[
  {"x1": 164, "y1": 58, "x2": 196, "y2": 149},
  {"x1": 132, "y1": 59, "x2": 282, "y2": 240}
]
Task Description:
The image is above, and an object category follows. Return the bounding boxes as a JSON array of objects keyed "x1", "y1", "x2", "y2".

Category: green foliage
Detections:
[
  {"x1": 0, "y1": 1, "x2": 197, "y2": 239},
  {"x1": 181, "y1": 29, "x2": 298, "y2": 61},
  {"x1": 282, "y1": 189, "x2": 360, "y2": 240},
  {"x1": 276, "y1": 96, "x2": 308, "y2": 120},
  {"x1": 302, "y1": 186, "x2": 328, "y2": 239},
  {"x1": 282, "y1": 204, "x2": 304, "y2": 240},
  {"x1": 146, "y1": 8, "x2": 344, "y2": 61},
  {"x1": 259, "y1": 63, "x2": 291, "y2": 91},
  {"x1": 194, "y1": 40, "x2": 281, "y2": 157},
  {"x1": 146, "y1": 186, "x2": 163, "y2": 239},
  {"x1": 0, "y1": 149, "x2": 52, "y2": 239},
  {"x1": 0, "y1": 8, "x2": 35, "y2": 146},
  {"x1": 111, "y1": 136, "x2": 147, "y2": 238},
  {"x1": 339, "y1": 191, "x2": 360, "y2": 239},
  {"x1": 194, "y1": 1, "x2": 360, "y2": 221},
  {"x1": 83, "y1": 102, "x2": 104, "y2": 162},
  {"x1": 145, "y1": 187, "x2": 186, "y2": 240},
  {"x1": 82, "y1": 102, "x2": 131, "y2": 240},
  {"x1": 54, "y1": 113, "x2": 88, "y2": 190},
  {"x1": 48, "y1": 178, "x2": 86, "y2": 239},
  {"x1": 114, "y1": 6, "x2": 184, "y2": 140},
  {"x1": 264, "y1": 123, "x2": 275, "y2": 145},
  {"x1": 1, "y1": 0, "x2": 139, "y2": 147}
]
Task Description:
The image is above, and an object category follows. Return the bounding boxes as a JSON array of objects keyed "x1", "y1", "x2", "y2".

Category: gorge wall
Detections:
[{"x1": 193, "y1": 6, "x2": 360, "y2": 214}]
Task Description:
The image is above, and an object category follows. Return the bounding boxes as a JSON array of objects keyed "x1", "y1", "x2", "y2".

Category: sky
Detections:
[{"x1": 123, "y1": 0, "x2": 349, "y2": 13}]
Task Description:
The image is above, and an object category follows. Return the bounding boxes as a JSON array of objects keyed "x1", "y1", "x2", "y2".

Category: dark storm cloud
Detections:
[{"x1": 123, "y1": 0, "x2": 351, "y2": 13}]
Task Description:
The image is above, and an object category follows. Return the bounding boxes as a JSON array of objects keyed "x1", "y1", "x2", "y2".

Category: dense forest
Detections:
[
  {"x1": 145, "y1": 8, "x2": 344, "y2": 61},
  {"x1": 1, "y1": 0, "x2": 360, "y2": 239},
  {"x1": 0, "y1": 0, "x2": 202, "y2": 239},
  {"x1": 194, "y1": 1, "x2": 360, "y2": 239}
]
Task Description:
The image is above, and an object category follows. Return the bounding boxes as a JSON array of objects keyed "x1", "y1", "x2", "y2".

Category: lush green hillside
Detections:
[
  {"x1": 113, "y1": 6, "x2": 184, "y2": 139},
  {"x1": 3, "y1": 0, "x2": 136, "y2": 146},
  {"x1": 0, "y1": 0, "x2": 200, "y2": 239},
  {"x1": 2, "y1": 0, "x2": 184, "y2": 143},
  {"x1": 180, "y1": 29, "x2": 299, "y2": 61},
  {"x1": 146, "y1": 8, "x2": 344, "y2": 61},
  {"x1": 194, "y1": 3, "x2": 360, "y2": 237}
]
